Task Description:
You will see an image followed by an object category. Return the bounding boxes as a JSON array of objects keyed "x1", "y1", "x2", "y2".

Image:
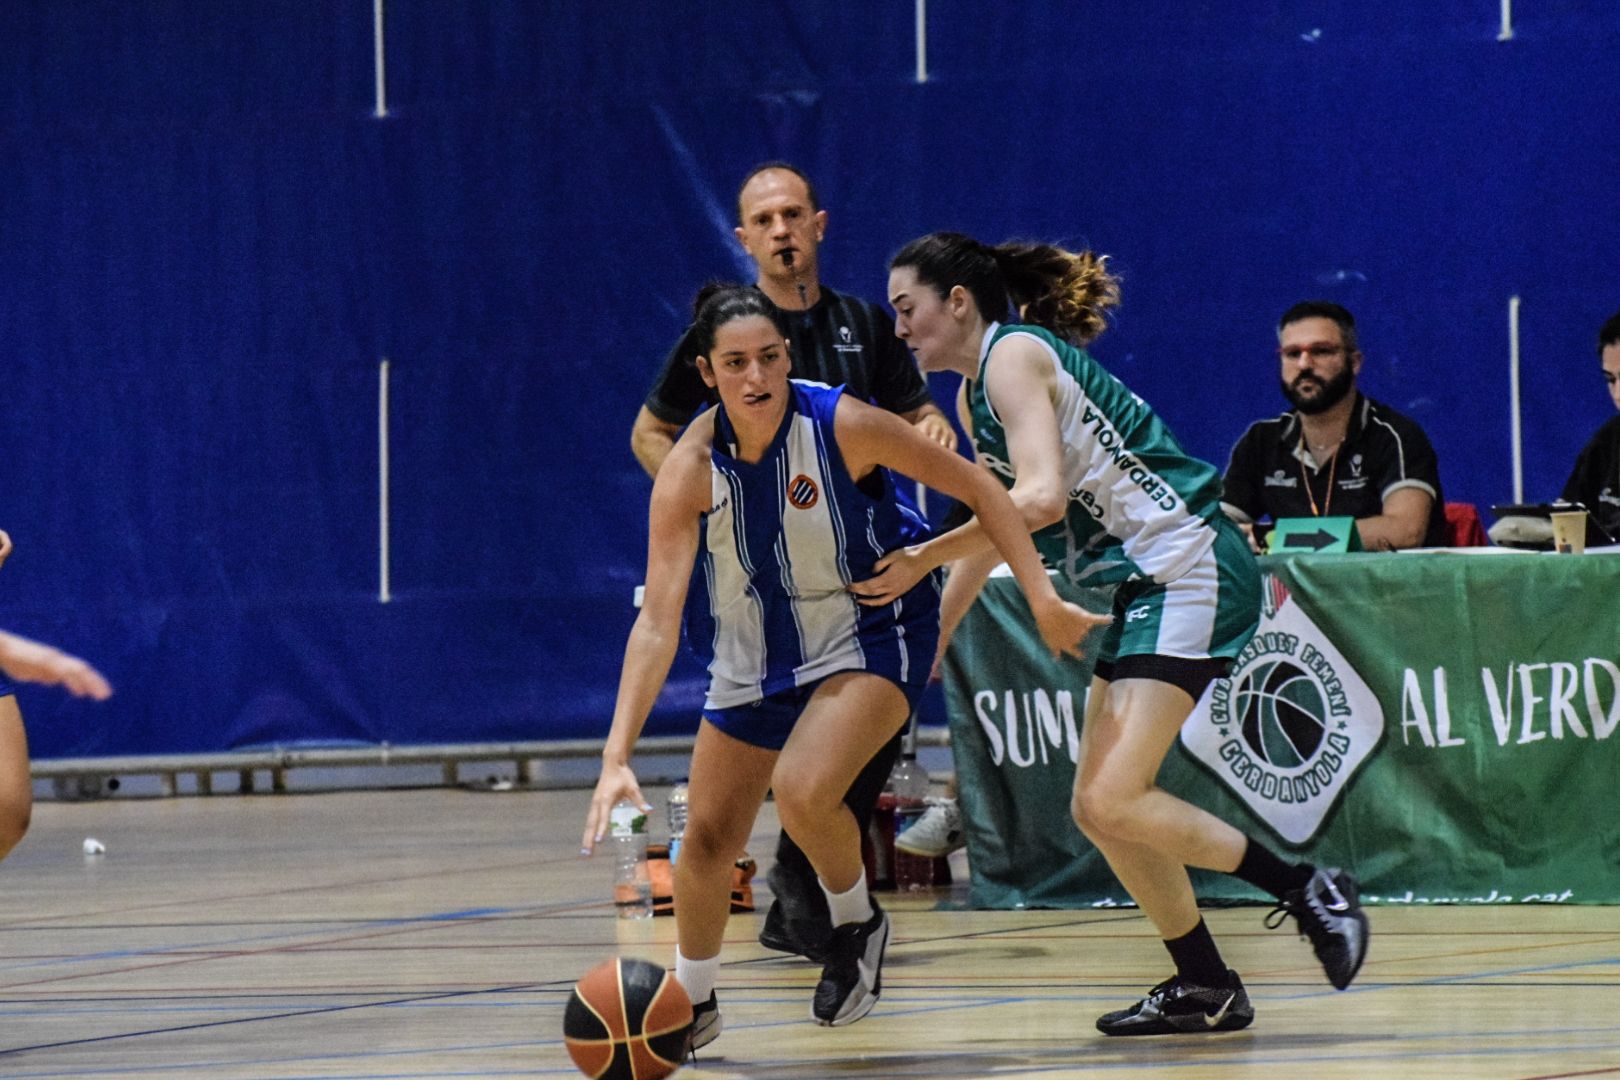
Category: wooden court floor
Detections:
[{"x1": 0, "y1": 784, "x2": 1616, "y2": 1079}]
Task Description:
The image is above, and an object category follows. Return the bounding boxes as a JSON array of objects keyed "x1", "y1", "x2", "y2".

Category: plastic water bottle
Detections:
[
  {"x1": 666, "y1": 781, "x2": 689, "y2": 865},
  {"x1": 888, "y1": 740, "x2": 934, "y2": 891},
  {"x1": 609, "y1": 801, "x2": 653, "y2": 919}
]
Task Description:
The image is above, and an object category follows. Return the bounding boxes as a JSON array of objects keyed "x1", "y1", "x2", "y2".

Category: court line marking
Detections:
[
  {"x1": 0, "y1": 850, "x2": 598, "y2": 931},
  {"x1": 0, "y1": 981, "x2": 547, "y2": 1059},
  {"x1": 6, "y1": 901, "x2": 1616, "y2": 1074},
  {"x1": 0, "y1": 903, "x2": 607, "y2": 989},
  {"x1": 7, "y1": 984, "x2": 1619, "y2": 1076}
]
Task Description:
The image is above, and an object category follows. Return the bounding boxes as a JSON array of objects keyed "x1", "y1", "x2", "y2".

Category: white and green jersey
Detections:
[{"x1": 969, "y1": 323, "x2": 1225, "y2": 586}]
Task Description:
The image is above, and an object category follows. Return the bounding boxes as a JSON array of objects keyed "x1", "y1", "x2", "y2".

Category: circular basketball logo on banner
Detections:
[
  {"x1": 1180, "y1": 571, "x2": 1386, "y2": 845},
  {"x1": 788, "y1": 474, "x2": 819, "y2": 510}
]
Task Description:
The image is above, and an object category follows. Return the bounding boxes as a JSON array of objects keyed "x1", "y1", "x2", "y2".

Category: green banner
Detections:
[
  {"x1": 946, "y1": 552, "x2": 1620, "y2": 906},
  {"x1": 940, "y1": 572, "x2": 1126, "y2": 909}
]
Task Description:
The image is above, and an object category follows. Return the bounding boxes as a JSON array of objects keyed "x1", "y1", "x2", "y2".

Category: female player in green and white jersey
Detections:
[{"x1": 851, "y1": 232, "x2": 1370, "y2": 1035}]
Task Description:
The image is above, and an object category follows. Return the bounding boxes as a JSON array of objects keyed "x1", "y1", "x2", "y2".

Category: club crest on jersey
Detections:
[{"x1": 788, "y1": 474, "x2": 820, "y2": 510}]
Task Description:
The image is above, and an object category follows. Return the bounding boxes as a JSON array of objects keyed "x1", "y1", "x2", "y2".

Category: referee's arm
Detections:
[{"x1": 631, "y1": 406, "x2": 684, "y2": 478}]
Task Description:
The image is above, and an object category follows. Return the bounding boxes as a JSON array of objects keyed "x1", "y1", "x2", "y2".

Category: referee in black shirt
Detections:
[
  {"x1": 628, "y1": 163, "x2": 955, "y2": 964},
  {"x1": 630, "y1": 163, "x2": 954, "y2": 475}
]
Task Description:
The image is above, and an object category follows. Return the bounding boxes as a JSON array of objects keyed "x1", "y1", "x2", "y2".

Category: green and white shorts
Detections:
[{"x1": 1091, "y1": 516, "x2": 1260, "y2": 698}]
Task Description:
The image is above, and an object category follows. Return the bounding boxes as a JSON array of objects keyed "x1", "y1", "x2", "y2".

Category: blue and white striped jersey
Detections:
[{"x1": 686, "y1": 381, "x2": 940, "y2": 709}]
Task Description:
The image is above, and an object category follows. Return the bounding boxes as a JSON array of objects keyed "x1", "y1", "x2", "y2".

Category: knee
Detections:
[
  {"x1": 1071, "y1": 786, "x2": 1109, "y2": 843},
  {"x1": 772, "y1": 775, "x2": 842, "y2": 838},
  {"x1": 676, "y1": 816, "x2": 735, "y2": 869},
  {"x1": 1072, "y1": 784, "x2": 1135, "y2": 846},
  {"x1": 771, "y1": 783, "x2": 815, "y2": 837}
]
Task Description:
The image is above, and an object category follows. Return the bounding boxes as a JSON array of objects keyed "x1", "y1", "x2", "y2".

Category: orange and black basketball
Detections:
[{"x1": 563, "y1": 957, "x2": 693, "y2": 1080}]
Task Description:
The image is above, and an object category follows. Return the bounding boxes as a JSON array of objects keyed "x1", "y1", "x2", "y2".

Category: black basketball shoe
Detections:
[
  {"x1": 811, "y1": 905, "x2": 889, "y2": 1026},
  {"x1": 758, "y1": 898, "x2": 829, "y2": 963},
  {"x1": 685, "y1": 991, "x2": 721, "y2": 1058},
  {"x1": 1096, "y1": 971, "x2": 1254, "y2": 1036},
  {"x1": 1267, "y1": 867, "x2": 1369, "y2": 990},
  {"x1": 758, "y1": 862, "x2": 831, "y2": 963}
]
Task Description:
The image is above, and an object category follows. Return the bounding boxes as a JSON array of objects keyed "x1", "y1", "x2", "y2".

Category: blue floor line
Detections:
[{"x1": 0, "y1": 906, "x2": 533, "y2": 974}]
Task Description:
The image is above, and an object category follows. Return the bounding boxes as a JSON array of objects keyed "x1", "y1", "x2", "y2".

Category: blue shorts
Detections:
[{"x1": 704, "y1": 670, "x2": 927, "y2": 751}]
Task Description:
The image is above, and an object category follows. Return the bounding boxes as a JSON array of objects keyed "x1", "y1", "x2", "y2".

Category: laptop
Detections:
[{"x1": 1487, "y1": 502, "x2": 1617, "y2": 549}]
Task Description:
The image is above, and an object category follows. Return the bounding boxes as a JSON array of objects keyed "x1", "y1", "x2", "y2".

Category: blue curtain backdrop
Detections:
[{"x1": 2, "y1": 3, "x2": 1616, "y2": 756}]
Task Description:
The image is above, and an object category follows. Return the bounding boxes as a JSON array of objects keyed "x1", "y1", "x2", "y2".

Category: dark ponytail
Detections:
[{"x1": 891, "y1": 232, "x2": 1120, "y2": 345}]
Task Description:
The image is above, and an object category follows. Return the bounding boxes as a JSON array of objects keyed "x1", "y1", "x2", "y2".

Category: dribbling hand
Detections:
[{"x1": 580, "y1": 761, "x2": 650, "y2": 857}]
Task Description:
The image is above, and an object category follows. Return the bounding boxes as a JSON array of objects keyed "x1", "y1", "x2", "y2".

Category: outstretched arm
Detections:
[
  {"x1": 837, "y1": 397, "x2": 1106, "y2": 660},
  {"x1": 582, "y1": 429, "x2": 708, "y2": 853},
  {"x1": 0, "y1": 631, "x2": 112, "y2": 700},
  {"x1": 866, "y1": 336, "x2": 1076, "y2": 578}
]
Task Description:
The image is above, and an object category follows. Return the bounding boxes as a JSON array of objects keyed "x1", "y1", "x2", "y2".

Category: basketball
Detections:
[{"x1": 563, "y1": 957, "x2": 693, "y2": 1080}]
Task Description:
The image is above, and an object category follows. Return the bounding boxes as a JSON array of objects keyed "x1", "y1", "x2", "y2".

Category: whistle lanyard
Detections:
[{"x1": 1299, "y1": 438, "x2": 1338, "y2": 517}]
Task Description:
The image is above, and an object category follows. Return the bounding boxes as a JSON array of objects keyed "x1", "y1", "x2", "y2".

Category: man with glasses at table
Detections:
[{"x1": 1221, "y1": 301, "x2": 1446, "y2": 551}]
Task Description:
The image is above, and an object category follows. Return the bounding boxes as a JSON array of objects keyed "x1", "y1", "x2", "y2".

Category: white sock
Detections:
[
  {"x1": 820, "y1": 875, "x2": 874, "y2": 928},
  {"x1": 675, "y1": 949, "x2": 719, "y2": 1004}
]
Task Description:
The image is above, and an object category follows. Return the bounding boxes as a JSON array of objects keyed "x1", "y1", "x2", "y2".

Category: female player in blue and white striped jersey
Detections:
[
  {"x1": 582, "y1": 285, "x2": 1103, "y2": 1048},
  {"x1": 854, "y1": 233, "x2": 1370, "y2": 1036}
]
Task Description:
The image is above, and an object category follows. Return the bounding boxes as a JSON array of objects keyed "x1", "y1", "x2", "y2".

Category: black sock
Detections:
[
  {"x1": 1164, "y1": 918, "x2": 1228, "y2": 986},
  {"x1": 1233, "y1": 838, "x2": 1313, "y2": 899}
]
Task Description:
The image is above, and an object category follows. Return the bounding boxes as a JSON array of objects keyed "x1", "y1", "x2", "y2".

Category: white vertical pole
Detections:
[
  {"x1": 1497, "y1": 0, "x2": 1514, "y2": 42},
  {"x1": 373, "y1": 0, "x2": 389, "y2": 117},
  {"x1": 1507, "y1": 296, "x2": 1523, "y2": 503},
  {"x1": 915, "y1": 0, "x2": 927, "y2": 84},
  {"x1": 379, "y1": 358, "x2": 392, "y2": 603}
]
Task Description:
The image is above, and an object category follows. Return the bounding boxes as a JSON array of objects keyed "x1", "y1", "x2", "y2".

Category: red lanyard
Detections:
[{"x1": 1299, "y1": 438, "x2": 1339, "y2": 517}]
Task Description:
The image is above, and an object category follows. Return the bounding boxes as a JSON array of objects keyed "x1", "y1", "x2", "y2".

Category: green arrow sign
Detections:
[{"x1": 1268, "y1": 516, "x2": 1362, "y2": 554}]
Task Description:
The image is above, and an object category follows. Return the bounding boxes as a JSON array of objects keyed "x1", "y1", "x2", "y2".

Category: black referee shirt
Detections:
[
  {"x1": 1222, "y1": 393, "x2": 1447, "y2": 547},
  {"x1": 1562, "y1": 414, "x2": 1620, "y2": 539},
  {"x1": 642, "y1": 284, "x2": 932, "y2": 425}
]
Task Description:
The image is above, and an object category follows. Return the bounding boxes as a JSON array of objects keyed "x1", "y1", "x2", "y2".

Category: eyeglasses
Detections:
[{"x1": 1279, "y1": 344, "x2": 1346, "y2": 363}]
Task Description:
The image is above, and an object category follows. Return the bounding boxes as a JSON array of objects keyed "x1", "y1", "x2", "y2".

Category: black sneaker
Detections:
[
  {"x1": 1267, "y1": 867, "x2": 1369, "y2": 990},
  {"x1": 811, "y1": 905, "x2": 889, "y2": 1026},
  {"x1": 1096, "y1": 971, "x2": 1254, "y2": 1036},
  {"x1": 685, "y1": 991, "x2": 721, "y2": 1058},
  {"x1": 758, "y1": 898, "x2": 829, "y2": 963}
]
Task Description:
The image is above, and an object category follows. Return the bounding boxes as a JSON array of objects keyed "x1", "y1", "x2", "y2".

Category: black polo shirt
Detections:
[
  {"x1": 1222, "y1": 393, "x2": 1447, "y2": 547},
  {"x1": 1561, "y1": 414, "x2": 1620, "y2": 540},
  {"x1": 643, "y1": 284, "x2": 932, "y2": 425}
]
